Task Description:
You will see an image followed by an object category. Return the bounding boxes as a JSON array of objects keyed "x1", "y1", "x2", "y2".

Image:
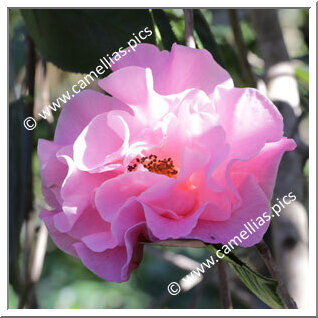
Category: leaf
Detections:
[
  {"x1": 21, "y1": 9, "x2": 156, "y2": 74},
  {"x1": 193, "y1": 9, "x2": 225, "y2": 68},
  {"x1": 152, "y1": 9, "x2": 177, "y2": 50},
  {"x1": 295, "y1": 66, "x2": 309, "y2": 86},
  {"x1": 205, "y1": 244, "x2": 285, "y2": 309},
  {"x1": 145, "y1": 239, "x2": 285, "y2": 309}
]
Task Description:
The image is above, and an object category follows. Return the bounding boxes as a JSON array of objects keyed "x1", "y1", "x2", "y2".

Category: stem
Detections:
[
  {"x1": 184, "y1": 9, "x2": 196, "y2": 48},
  {"x1": 217, "y1": 260, "x2": 233, "y2": 309},
  {"x1": 19, "y1": 33, "x2": 37, "y2": 309},
  {"x1": 256, "y1": 240, "x2": 298, "y2": 309},
  {"x1": 228, "y1": 9, "x2": 256, "y2": 87}
]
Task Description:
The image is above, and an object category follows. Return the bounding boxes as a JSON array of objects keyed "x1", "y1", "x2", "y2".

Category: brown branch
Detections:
[
  {"x1": 256, "y1": 240, "x2": 297, "y2": 309},
  {"x1": 184, "y1": 9, "x2": 196, "y2": 48},
  {"x1": 228, "y1": 9, "x2": 257, "y2": 87},
  {"x1": 217, "y1": 260, "x2": 233, "y2": 309},
  {"x1": 190, "y1": 275, "x2": 208, "y2": 308}
]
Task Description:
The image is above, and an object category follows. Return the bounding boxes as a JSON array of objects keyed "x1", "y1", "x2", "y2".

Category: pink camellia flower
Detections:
[{"x1": 38, "y1": 43, "x2": 296, "y2": 282}]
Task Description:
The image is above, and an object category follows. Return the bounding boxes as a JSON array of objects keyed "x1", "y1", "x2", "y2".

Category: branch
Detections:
[
  {"x1": 228, "y1": 9, "x2": 256, "y2": 87},
  {"x1": 184, "y1": 9, "x2": 196, "y2": 48},
  {"x1": 256, "y1": 240, "x2": 297, "y2": 309},
  {"x1": 217, "y1": 260, "x2": 233, "y2": 309},
  {"x1": 19, "y1": 33, "x2": 37, "y2": 309}
]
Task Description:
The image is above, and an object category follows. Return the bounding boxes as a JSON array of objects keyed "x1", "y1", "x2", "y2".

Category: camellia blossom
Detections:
[{"x1": 38, "y1": 43, "x2": 296, "y2": 282}]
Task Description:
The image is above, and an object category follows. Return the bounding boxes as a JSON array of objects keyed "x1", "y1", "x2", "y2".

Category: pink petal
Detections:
[
  {"x1": 230, "y1": 137, "x2": 296, "y2": 199},
  {"x1": 95, "y1": 171, "x2": 165, "y2": 222},
  {"x1": 111, "y1": 43, "x2": 170, "y2": 79},
  {"x1": 213, "y1": 86, "x2": 284, "y2": 160},
  {"x1": 54, "y1": 158, "x2": 117, "y2": 232},
  {"x1": 156, "y1": 43, "x2": 233, "y2": 95},
  {"x1": 194, "y1": 171, "x2": 232, "y2": 222},
  {"x1": 74, "y1": 222, "x2": 147, "y2": 282},
  {"x1": 73, "y1": 112, "x2": 125, "y2": 172},
  {"x1": 140, "y1": 178, "x2": 197, "y2": 216},
  {"x1": 111, "y1": 199, "x2": 145, "y2": 245},
  {"x1": 82, "y1": 232, "x2": 117, "y2": 252},
  {"x1": 54, "y1": 89, "x2": 129, "y2": 145},
  {"x1": 111, "y1": 43, "x2": 233, "y2": 95},
  {"x1": 99, "y1": 67, "x2": 169, "y2": 124},
  {"x1": 74, "y1": 242, "x2": 128, "y2": 282},
  {"x1": 40, "y1": 209, "x2": 78, "y2": 256},
  {"x1": 38, "y1": 139, "x2": 68, "y2": 208},
  {"x1": 40, "y1": 207, "x2": 116, "y2": 254},
  {"x1": 99, "y1": 66, "x2": 152, "y2": 107},
  {"x1": 187, "y1": 175, "x2": 271, "y2": 247},
  {"x1": 141, "y1": 202, "x2": 204, "y2": 240}
]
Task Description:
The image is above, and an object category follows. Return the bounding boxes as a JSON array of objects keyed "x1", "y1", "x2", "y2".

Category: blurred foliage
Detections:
[{"x1": 9, "y1": 8, "x2": 309, "y2": 309}]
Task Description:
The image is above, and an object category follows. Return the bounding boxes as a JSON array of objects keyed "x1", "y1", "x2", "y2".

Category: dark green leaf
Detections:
[
  {"x1": 21, "y1": 9, "x2": 156, "y2": 74},
  {"x1": 9, "y1": 97, "x2": 34, "y2": 293},
  {"x1": 152, "y1": 9, "x2": 177, "y2": 50}
]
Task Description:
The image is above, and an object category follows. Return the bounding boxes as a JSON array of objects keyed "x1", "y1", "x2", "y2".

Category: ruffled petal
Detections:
[
  {"x1": 111, "y1": 43, "x2": 170, "y2": 78},
  {"x1": 38, "y1": 139, "x2": 68, "y2": 208},
  {"x1": 54, "y1": 89, "x2": 129, "y2": 145},
  {"x1": 230, "y1": 137, "x2": 296, "y2": 199},
  {"x1": 40, "y1": 210, "x2": 78, "y2": 256},
  {"x1": 111, "y1": 200, "x2": 145, "y2": 245},
  {"x1": 110, "y1": 43, "x2": 233, "y2": 95},
  {"x1": 95, "y1": 171, "x2": 165, "y2": 222},
  {"x1": 54, "y1": 156, "x2": 117, "y2": 232},
  {"x1": 73, "y1": 112, "x2": 127, "y2": 172},
  {"x1": 99, "y1": 67, "x2": 170, "y2": 125},
  {"x1": 187, "y1": 175, "x2": 271, "y2": 247},
  {"x1": 74, "y1": 222, "x2": 147, "y2": 282},
  {"x1": 155, "y1": 44, "x2": 233, "y2": 95},
  {"x1": 213, "y1": 86, "x2": 284, "y2": 160}
]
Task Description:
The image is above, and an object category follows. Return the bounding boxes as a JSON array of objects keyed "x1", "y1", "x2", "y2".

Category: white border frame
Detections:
[{"x1": 2, "y1": 1, "x2": 316, "y2": 316}]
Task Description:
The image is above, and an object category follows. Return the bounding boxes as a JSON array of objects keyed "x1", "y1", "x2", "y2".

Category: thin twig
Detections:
[
  {"x1": 190, "y1": 275, "x2": 208, "y2": 308},
  {"x1": 184, "y1": 9, "x2": 196, "y2": 48},
  {"x1": 30, "y1": 222, "x2": 48, "y2": 283},
  {"x1": 217, "y1": 260, "x2": 233, "y2": 309},
  {"x1": 256, "y1": 240, "x2": 298, "y2": 309},
  {"x1": 228, "y1": 9, "x2": 257, "y2": 87}
]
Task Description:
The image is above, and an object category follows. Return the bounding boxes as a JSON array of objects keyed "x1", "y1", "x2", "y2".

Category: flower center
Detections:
[{"x1": 128, "y1": 154, "x2": 178, "y2": 178}]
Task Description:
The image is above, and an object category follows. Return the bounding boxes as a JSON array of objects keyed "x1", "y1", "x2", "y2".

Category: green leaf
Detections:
[
  {"x1": 152, "y1": 9, "x2": 177, "y2": 50},
  {"x1": 295, "y1": 66, "x2": 309, "y2": 86},
  {"x1": 193, "y1": 9, "x2": 225, "y2": 68},
  {"x1": 21, "y1": 9, "x2": 156, "y2": 74},
  {"x1": 205, "y1": 244, "x2": 285, "y2": 309}
]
